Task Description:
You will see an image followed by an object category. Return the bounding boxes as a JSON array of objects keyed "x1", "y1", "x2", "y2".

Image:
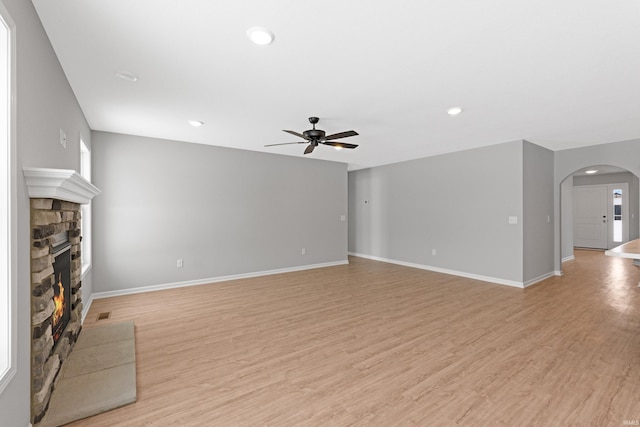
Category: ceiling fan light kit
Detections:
[{"x1": 265, "y1": 117, "x2": 359, "y2": 155}]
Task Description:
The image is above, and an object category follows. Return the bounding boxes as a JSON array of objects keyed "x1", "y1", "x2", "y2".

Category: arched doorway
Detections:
[{"x1": 559, "y1": 164, "x2": 640, "y2": 268}]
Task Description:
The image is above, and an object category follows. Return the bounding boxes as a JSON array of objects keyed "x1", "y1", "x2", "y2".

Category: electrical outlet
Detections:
[
  {"x1": 340, "y1": 215, "x2": 346, "y2": 221},
  {"x1": 301, "y1": 248, "x2": 306, "y2": 255},
  {"x1": 508, "y1": 216, "x2": 518, "y2": 224},
  {"x1": 432, "y1": 249, "x2": 436, "y2": 256},
  {"x1": 177, "y1": 259, "x2": 183, "y2": 268}
]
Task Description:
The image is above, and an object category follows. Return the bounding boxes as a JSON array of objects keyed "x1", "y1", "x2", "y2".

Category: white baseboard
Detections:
[
  {"x1": 348, "y1": 252, "x2": 525, "y2": 288},
  {"x1": 91, "y1": 260, "x2": 349, "y2": 300},
  {"x1": 562, "y1": 255, "x2": 575, "y2": 263},
  {"x1": 81, "y1": 294, "x2": 94, "y2": 323},
  {"x1": 523, "y1": 271, "x2": 556, "y2": 288}
]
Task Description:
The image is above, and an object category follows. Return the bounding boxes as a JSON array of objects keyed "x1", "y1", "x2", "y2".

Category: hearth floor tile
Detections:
[
  {"x1": 36, "y1": 321, "x2": 137, "y2": 427},
  {"x1": 64, "y1": 337, "x2": 135, "y2": 378},
  {"x1": 41, "y1": 362, "x2": 137, "y2": 427},
  {"x1": 74, "y1": 320, "x2": 135, "y2": 349}
]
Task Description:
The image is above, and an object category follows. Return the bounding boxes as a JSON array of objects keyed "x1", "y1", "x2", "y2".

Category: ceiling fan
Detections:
[{"x1": 265, "y1": 117, "x2": 359, "y2": 154}]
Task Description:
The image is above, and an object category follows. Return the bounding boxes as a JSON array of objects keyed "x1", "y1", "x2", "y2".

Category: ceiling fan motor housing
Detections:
[
  {"x1": 264, "y1": 116, "x2": 358, "y2": 154},
  {"x1": 304, "y1": 117, "x2": 324, "y2": 140},
  {"x1": 303, "y1": 129, "x2": 326, "y2": 140}
]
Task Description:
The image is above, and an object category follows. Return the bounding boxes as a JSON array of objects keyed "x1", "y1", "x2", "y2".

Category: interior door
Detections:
[{"x1": 574, "y1": 185, "x2": 607, "y2": 249}]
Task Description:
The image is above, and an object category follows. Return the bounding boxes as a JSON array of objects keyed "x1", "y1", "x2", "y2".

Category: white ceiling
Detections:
[
  {"x1": 32, "y1": 0, "x2": 640, "y2": 170},
  {"x1": 572, "y1": 165, "x2": 628, "y2": 176}
]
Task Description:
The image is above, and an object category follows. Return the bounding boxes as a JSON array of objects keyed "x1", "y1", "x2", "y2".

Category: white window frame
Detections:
[
  {"x1": 0, "y1": 1, "x2": 16, "y2": 394},
  {"x1": 80, "y1": 138, "x2": 92, "y2": 276}
]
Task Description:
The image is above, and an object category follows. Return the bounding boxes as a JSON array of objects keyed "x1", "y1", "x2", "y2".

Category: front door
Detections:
[{"x1": 574, "y1": 185, "x2": 607, "y2": 249}]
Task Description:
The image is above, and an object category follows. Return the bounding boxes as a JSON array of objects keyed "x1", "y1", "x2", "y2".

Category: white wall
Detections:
[
  {"x1": 349, "y1": 140, "x2": 526, "y2": 284},
  {"x1": 91, "y1": 131, "x2": 348, "y2": 293},
  {"x1": 554, "y1": 138, "x2": 640, "y2": 272},
  {"x1": 0, "y1": 0, "x2": 90, "y2": 425}
]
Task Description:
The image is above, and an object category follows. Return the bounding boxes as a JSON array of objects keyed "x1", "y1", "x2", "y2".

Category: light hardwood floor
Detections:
[{"x1": 72, "y1": 250, "x2": 640, "y2": 426}]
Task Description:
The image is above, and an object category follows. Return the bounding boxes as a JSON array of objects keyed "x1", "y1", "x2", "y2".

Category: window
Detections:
[
  {"x1": 612, "y1": 188, "x2": 622, "y2": 243},
  {"x1": 0, "y1": 1, "x2": 15, "y2": 394},
  {"x1": 80, "y1": 138, "x2": 92, "y2": 275}
]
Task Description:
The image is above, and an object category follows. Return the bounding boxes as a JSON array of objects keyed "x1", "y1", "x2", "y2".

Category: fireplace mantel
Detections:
[{"x1": 23, "y1": 167, "x2": 101, "y2": 204}]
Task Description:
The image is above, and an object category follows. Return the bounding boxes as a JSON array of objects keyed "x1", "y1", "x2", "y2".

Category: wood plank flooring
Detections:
[{"x1": 71, "y1": 250, "x2": 640, "y2": 426}]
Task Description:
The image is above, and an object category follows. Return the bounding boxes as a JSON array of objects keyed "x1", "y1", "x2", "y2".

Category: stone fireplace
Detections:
[{"x1": 24, "y1": 168, "x2": 100, "y2": 424}]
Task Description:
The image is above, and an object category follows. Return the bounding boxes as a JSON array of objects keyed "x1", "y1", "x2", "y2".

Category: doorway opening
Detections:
[{"x1": 560, "y1": 165, "x2": 639, "y2": 263}]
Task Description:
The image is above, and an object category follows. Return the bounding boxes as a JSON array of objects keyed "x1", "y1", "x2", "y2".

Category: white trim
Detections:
[
  {"x1": 80, "y1": 264, "x2": 93, "y2": 323},
  {"x1": 23, "y1": 167, "x2": 100, "y2": 204},
  {"x1": 79, "y1": 138, "x2": 92, "y2": 273},
  {"x1": 81, "y1": 262, "x2": 91, "y2": 280},
  {"x1": 92, "y1": 260, "x2": 349, "y2": 300},
  {"x1": 0, "y1": 1, "x2": 16, "y2": 396},
  {"x1": 523, "y1": 271, "x2": 556, "y2": 288},
  {"x1": 348, "y1": 252, "x2": 525, "y2": 288},
  {"x1": 562, "y1": 255, "x2": 575, "y2": 263},
  {"x1": 82, "y1": 293, "x2": 94, "y2": 323}
]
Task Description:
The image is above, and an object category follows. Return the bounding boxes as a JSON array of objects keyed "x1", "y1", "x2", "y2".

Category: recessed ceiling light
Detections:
[
  {"x1": 247, "y1": 27, "x2": 275, "y2": 45},
  {"x1": 187, "y1": 120, "x2": 204, "y2": 127},
  {"x1": 585, "y1": 169, "x2": 598, "y2": 174},
  {"x1": 447, "y1": 107, "x2": 463, "y2": 116},
  {"x1": 115, "y1": 71, "x2": 138, "y2": 82},
  {"x1": 334, "y1": 146, "x2": 343, "y2": 151}
]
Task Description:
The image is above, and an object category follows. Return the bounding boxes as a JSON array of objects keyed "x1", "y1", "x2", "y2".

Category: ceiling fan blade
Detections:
[
  {"x1": 324, "y1": 130, "x2": 358, "y2": 141},
  {"x1": 323, "y1": 141, "x2": 358, "y2": 149},
  {"x1": 264, "y1": 141, "x2": 307, "y2": 147},
  {"x1": 283, "y1": 130, "x2": 310, "y2": 140},
  {"x1": 304, "y1": 144, "x2": 315, "y2": 154}
]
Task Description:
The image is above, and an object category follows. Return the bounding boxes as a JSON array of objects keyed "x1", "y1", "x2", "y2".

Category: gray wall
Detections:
[
  {"x1": 91, "y1": 131, "x2": 348, "y2": 293},
  {"x1": 348, "y1": 140, "x2": 525, "y2": 283},
  {"x1": 561, "y1": 176, "x2": 574, "y2": 260},
  {"x1": 523, "y1": 141, "x2": 555, "y2": 282},
  {"x1": 0, "y1": 0, "x2": 91, "y2": 425},
  {"x1": 554, "y1": 139, "x2": 640, "y2": 272}
]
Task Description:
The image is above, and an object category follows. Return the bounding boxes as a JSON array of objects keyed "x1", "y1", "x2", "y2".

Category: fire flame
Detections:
[{"x1": 53, "y1": 273, "x2": 65, "y2": 325}]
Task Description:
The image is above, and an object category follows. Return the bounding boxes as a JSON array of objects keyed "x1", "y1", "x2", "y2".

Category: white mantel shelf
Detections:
[{"x1": 23, "y1": 167, "x2": 101, "y2": 204}]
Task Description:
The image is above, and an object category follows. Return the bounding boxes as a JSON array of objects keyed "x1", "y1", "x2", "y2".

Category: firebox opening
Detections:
[{"x1": 51, "y1": 232, "x2": 71, "y2": 349}]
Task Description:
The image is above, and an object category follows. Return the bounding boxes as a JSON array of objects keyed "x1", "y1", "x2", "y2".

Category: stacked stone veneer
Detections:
[{"x1": 31, "y1": 198, "x2": 83, "y2": 424}]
